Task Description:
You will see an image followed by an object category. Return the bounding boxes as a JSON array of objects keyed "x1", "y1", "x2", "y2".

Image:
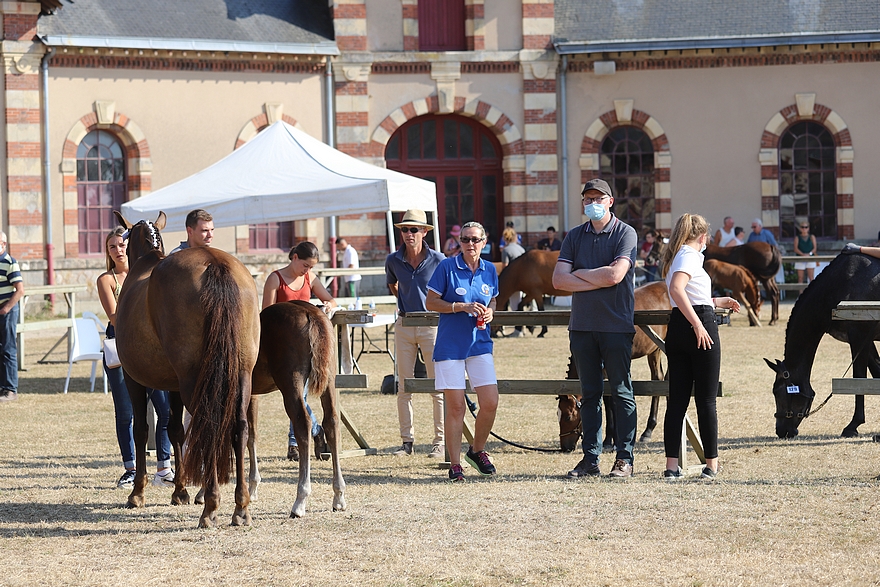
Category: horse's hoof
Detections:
[
  {"x1": 537, "y1": 333, "x2": 546, "y2": 339},
  {"x1": 171, "y1": 489, "x2": 190, "y2": 506},
  {"x1": 332, "y1": 499, "x2": 347, "y2": 512},
  {"x1": 126, "y1": 495, "x2": 145, "y2": 509},
  {"x1": 194, "y1": 488, "x2": 205, "y2": 505},
  {"x1": 841, "y1": 427, "x2": 859, "y2": 438},
  {"x1": 638, "y1": 430, "x2": 653, "y2": 442},
  {"x1": 198, "y1": 513, "x2": 218, "y2": 529},
  {"x1": 231, "y1": 509, "x2": 252, "y2": 527}
]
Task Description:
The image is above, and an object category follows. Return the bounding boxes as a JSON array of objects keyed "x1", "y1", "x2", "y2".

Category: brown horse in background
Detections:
[
  {"x1": 704, "y1": 242, "x2": 781, "y2": 325},
  {"x1": 557, "y1": 280, "x2": 671, "y2": 451},
  {"x1": 496, "y1": 250, "x2": 570, "y2": 337},
  {"x1": 704, "y1": 259, "x2": 763, "y2": 326},
  {"x1": 114, "y1": 212, "x2": 261, "y2": 528},
  {"x1": 249, "y1": 300, "x2": 346, "y2": 517}
]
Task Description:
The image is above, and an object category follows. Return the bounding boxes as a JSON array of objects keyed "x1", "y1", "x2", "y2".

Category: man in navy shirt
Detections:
[
  {"x1": 385, "y1": 210, "x2": 446, "y2": 457},
  {"x1": 0, "y1": 231, "x2": 23, "y2": 402},
  {"x1": 747, "y1": 218, "x2": 778, "y2": 248},
  {"x1": 552, "y1": 179, "x2": 638, "y2": 478}
]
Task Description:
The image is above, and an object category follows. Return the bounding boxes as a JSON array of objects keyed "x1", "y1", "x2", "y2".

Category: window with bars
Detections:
[
  {"x1": 778, "y1": 121, "x2": 837, "y2": 239},
  {"x1": 599, "y1": 126, "x2": 655, "y2": 234},
  {"x1": 76, "y1": 130, "x2": 127, "y2": 256}
]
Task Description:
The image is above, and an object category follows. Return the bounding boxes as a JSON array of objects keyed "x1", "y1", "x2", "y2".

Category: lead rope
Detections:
[
  {"x1": 464, "y1": 393, "x2": 563, "y2": 453},
  {"x1": 806, "y1": 334, "x2": 874, "y2": 418}
]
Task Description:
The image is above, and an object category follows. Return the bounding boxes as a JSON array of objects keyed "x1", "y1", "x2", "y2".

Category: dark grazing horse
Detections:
[
  {"x1": 704, "y1": 242, "x2": 781, "y2": 325},
  {"x1": 114, "y1": 212, "x2": 261, "y2": 528},
  {"x1": 249, "y1": 300, "x2": 346, "y2": 517},
  {"x1": 557, "y1": 280, "x2": 671, "y2": 451},
  {"x1": 496, "y1": 250, "x2": 570, "y2": 337},
  {"x1": 765, "y1": 251, "x2": 880, "y2": 439}
]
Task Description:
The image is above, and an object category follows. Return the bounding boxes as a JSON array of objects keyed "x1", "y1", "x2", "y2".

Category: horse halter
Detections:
[
  {"x1": 125, "y1": 221, "x2": 162, "y2": 250},
  {"x1": 559, "y1": 398, "x2": 583, "y2": 441},
  {"x1": 773, "y1": 361, "x2": 815, "y2": 420}
]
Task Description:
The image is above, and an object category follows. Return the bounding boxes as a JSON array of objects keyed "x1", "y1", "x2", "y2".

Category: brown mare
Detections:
[
  {"x1": 704, "y1": 242, "x2": 781, "y2": 325},
  {"x1": 557, "y1": 280, "x2": 671, "y2": 451},
  {"x1": 703, "y1": 259, "x2": 763, "y2": 326},
  {"x1": 249, "y1": 300, "x2": 346, "y2": 517},
  {"x1": 496, "y1": 250, "x2": 570, "y2": 337},
  {"x1": 114, "y1": 212, "x2": 261, "y2": 528}
]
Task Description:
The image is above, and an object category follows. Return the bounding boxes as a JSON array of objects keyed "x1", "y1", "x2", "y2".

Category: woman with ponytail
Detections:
[{"x1": 660, "y1": 213, "x2": 740, "y2": 480}]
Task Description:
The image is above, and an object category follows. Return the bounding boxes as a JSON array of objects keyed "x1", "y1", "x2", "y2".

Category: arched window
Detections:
[
  {"x1": 599, "y1": 126, "x2": 655, "y2": 233},
  {"x1": 778, "y1": 121, "x2": 836, "y2": 238},
  {"x1": 76, "y1": 130, "x2": 126, "y2": 255},
  {"x1": 385, "y1": 115, "x2": 503, "y2": 256}
]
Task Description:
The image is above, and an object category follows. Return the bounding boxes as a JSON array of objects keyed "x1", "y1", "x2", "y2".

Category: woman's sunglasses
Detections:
[
  {"x1": 401, "y1": 227, "x2": 422, "y2": 233},
  {"x1": 460, "y1": 237, "x2": 484, "y2": 244}
]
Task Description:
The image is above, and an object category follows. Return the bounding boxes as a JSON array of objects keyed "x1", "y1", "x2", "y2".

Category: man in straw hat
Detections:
[{"x1": 385, "y1": 210, "x2": 446, "y2": 457}]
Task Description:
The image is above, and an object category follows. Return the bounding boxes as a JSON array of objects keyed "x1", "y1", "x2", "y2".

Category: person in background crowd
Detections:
[
  {"x1": 747, "y1": 218, "x2": 778, "y2": 248},
  {"x1": 170, "y1": 209, "x2": 213, "y2": 253},
  {"x1": 537, "y1": 226, "x2": 563, "y2": 251},
  {"x1": 793, "y1": 219, "x2": 818, "y2": 285},
  {"x1": 728, "y1": 226, "x2": 745, "y2": 247},
  {"x1": 263, "y1": 241, "x2": 335, "y2": 461},
  {"x1": 659, "y1": 213, "x2": 740, "y2": 480},
  {"x1": 713, "y1": 216, "x2": 736, "y2": 247},
  {"x1": 0, "y1": 232, "x2": 23, "y2": 403},
  {"x1": 638, "y1": 228, "x2": 661, "y2": 282},
  {"x1": 501, "y1": 227, "x2": 527, "y2": 338},
  {"x1": 443, "y1": 225, "x2": 461, "y2": 257},
  {"x1": 553, "y1": 178, "x2": 638, "y2": 479},
  {"x1": 96, "y1": 228, "x2": 174, "y2": 488},
  {"x1": 336, "y1": 237, "x2": 361, "y2": 298},
  {"x1": 426, "y1": 221, "x2": 499, "y2": 482},
  {"x1": 385, "y1": 209, "x2": 446, "y2": 458}
]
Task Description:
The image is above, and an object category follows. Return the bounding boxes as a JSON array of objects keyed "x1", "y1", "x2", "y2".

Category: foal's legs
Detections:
[
  {"x1": 231, "y1": 372, "x2": 252, "y2": 527},
  {"x1": 281, "y1": 377, "x2": 312, "y2": 518},
  {"x1": 246, "y1": 397, "x2": 261, "y2": 500},
  {"x1": 123, "y1": 375, "x2": 150, "y2": 509},
  {"x1": 167, "y1": 392, "x2": 190, "y2": 505},
  {"x1": 321, "y1": 385, "x2": 347, "y2": 512}
]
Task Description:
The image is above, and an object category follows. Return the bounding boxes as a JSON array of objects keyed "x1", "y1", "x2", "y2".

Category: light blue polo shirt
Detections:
[{"x1": 426, "y1": 254, "x2": 498, "y2": 361}]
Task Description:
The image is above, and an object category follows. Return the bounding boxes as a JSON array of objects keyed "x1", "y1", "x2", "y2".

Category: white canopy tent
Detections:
[{"x1": 120, "y1": 121, "x2": 439, "y2": 250}]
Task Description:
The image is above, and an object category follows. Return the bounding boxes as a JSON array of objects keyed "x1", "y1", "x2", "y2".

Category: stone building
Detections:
[{"x1": 1, "y1": 0, "x2": 878, "y2": 302}]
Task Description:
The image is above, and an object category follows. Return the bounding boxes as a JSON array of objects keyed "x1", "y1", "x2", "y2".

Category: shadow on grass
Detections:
[{"x1": 719, "y1": 432, "x2": 879, "y2": 449}]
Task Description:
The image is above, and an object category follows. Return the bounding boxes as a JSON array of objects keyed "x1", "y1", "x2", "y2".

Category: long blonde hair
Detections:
[
  {"x1": 659, "y1": 213, "x2": 709, "y2": 279},
  {"x1": 104, "y1": 227, "x2": 127, "y2": 272}
]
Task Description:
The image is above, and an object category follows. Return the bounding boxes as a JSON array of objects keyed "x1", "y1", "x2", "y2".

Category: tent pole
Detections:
[
  {"x1": 433, "y1": 214, "x2": 440, "y2": 250},
  {"x1": 386, "y1": 211, "x2": 396, "y2": 253}
]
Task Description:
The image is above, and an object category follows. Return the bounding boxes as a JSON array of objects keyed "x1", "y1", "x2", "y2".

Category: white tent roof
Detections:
[{"x1": 120, "y1": 121, "x2": 437, "y2": 231}]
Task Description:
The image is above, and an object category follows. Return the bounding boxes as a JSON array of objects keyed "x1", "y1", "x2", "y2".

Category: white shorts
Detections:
[
  {"x1": 794, "y1": 260, "x2": 817, "y2": 270},
  {"x1": 434, "y1": 354, "x2": 497, "y2": 390}
]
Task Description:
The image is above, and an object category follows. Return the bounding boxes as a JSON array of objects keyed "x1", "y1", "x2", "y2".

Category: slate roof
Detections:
[
  {"x1": 39, "y1": 0, "x2": 337, "y2": 55},
  {"x1": 554, "y1": 0, "x2": 880, "y2": 53}
]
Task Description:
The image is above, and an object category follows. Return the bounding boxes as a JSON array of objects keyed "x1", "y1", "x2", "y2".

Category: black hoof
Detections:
[
  {"x1": 841, "y1": 427, "x2": 859, "y2": 438},
  {"x1": 638, "y1": 430, "x2": 653, "y2": 442},
  {"x1": 537, "y1": 333, "x2": 546, "y2": 339}
]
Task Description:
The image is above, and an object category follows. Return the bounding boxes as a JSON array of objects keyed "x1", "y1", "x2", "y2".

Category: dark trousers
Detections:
[
  {"x1": 0, "y1": 303, "x2": 18, "y2": 391},
  {"x1": 663, "y1": 306, "x2": 721, "y2": 460},
  {"x1": 569, "y1": 330, "x2": 637, "y2": 464}
]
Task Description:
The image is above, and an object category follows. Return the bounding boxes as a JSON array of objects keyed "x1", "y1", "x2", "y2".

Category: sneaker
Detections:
[
  {"x1": 566, "y1": 458, "x2": 601, "y2": 478},
  {"x1": 0, "y1": 389, "x2": 17, "y2": 402},
  {"x1": 428, "y1": 443, "x2": 445, "y2": 459},
  {"x1": 152, "y1": 469, "x2": 175, "y2": 487},
  {"x1": 608, "y1": 459, "x2": 633, "y2": 478},
  {"x1": 287, "y1": 444, "x2": 299, "y2": 461},
  {"x1": 464, "y1": 447, "x2": 496, "y2": 476},
  {"x1": 700, "y1": 466, "x2": 718, "y2": 480},
  {"x1": 448, "y1": 464, "x2": 465, "y2": 482},
  {"x1": 117, "y1": 469, "x2": 136, "y2": 489},
  {"x1": 393, "y1": 442, "x2": 413, "y2": 456},
  {"x1": 663, "y1": 468, "x2": 684, "y2": 480},
  {"x1": 313, "y1": 425, "x2": 329, "y2": 461}
]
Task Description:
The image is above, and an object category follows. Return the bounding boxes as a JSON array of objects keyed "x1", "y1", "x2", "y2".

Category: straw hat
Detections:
[{"x1": 394, "y1": 209, "x2": 433, "y2": 230}]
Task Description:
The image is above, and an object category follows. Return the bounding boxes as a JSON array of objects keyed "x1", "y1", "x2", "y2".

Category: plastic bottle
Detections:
[{"x1": 355, "y1": 297, "x2": 363, "y2": 310}]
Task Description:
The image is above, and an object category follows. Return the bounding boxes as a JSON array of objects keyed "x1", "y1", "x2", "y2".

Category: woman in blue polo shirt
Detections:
[{"x1": 426, "y1": 221, "x2": 499, "y2": 482}]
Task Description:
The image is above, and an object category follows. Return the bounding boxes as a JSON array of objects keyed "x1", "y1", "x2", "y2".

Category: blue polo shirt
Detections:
[
  {"x1": 747, "y1": 228, "x2": 778, "y2": 248},
  {"x1": 426, "y1": 254, "x2": 498, "y2": 361},
  {"x1": 385, "y1": 245, "x2": 445, "y2": 314}
]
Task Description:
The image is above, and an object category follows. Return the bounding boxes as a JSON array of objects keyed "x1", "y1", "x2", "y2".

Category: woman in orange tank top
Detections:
[
  {"x1": 262, "y1": 241, "x2": 337, "y2": 311},
  {"x1": 261, "y1": 240, "x2": 337, "y2": 460}
]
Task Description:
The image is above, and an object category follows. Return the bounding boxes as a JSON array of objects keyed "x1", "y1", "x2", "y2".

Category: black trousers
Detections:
[{"x1": 663, "y1": 305, "x2": 721, "y2": 460}]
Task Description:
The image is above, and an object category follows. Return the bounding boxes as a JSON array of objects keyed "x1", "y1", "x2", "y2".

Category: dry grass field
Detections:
[{"x1": 2, "y1": 301, "x2": 880, "y2": 586}]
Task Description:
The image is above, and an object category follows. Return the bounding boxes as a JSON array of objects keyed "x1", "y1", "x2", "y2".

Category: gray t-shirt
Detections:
[
  {"x1": 501, "y1": 242, "x2": 525, "y2": 265},
  {"x1": 558, "y1": 215, "x2": 637, "y2": 333}
]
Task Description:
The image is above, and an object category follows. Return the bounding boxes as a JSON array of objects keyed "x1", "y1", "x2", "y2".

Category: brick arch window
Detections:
[
  {"x1": 600, "y1": 126, "x2": 655, "y2": 233},
  {"x1": 76, "y1": 130, "x2": 127, "y2": 255},
  {"x1": 385, "y1": 114, "x2": 503, "y2": 253},
  {"x1": 778, "y1": 121, "x2": 836, "y2": 239}
]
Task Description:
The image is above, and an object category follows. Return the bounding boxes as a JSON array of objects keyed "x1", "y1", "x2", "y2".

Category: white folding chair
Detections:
[{"x1": 63, "y1": 315, "x2": 108, "y2": 394}]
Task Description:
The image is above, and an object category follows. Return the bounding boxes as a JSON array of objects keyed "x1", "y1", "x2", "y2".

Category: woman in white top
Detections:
[{"x1": 658, "y1": 213, "x2": 740, "y2": 480}]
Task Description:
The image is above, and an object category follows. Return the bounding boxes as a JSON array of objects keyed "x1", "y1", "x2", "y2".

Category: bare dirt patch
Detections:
[{"x1": 2, "y1": 302, "x2": 879, "y2": 586}]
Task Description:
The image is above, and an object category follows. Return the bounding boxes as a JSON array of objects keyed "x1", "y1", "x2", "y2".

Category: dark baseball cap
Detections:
[{"x1": 581, "y1": 178, "x2": 613, "y2": 198}]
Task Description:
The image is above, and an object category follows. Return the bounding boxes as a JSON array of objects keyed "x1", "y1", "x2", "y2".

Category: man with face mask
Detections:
[{"x1": 552, "y1": 179, "x2": 638, "y2": 478}]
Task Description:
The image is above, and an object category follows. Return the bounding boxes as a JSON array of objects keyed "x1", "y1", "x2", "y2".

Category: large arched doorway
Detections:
[
  {"x1": 778, "y1": 121, "x2": 837, "y2": 239},
  {"x1": 76, "y1": 130, "x2": 127, "y2": 255},
  {"x1": 599, "y1": 126, "x2": 655, "y2": 234},
  {"x1": 385, "y1": 114, "x2": 504, "y2": 256}
]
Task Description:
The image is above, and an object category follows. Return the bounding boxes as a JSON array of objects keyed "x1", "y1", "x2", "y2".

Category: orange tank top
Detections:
[{"x1": 274, "y1": 270, "x2": 312, "y2": 303}]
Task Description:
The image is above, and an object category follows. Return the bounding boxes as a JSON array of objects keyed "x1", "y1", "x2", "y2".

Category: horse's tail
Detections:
[
  {"x1": 183, "y1": 261, "x2": 245, "y2": 487},
  {"x1": 306, "y1": 309, "x2": 336, "y2": 401}
]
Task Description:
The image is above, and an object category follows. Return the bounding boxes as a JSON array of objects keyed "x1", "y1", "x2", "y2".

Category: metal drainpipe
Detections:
[
  {"x1": 41, "y1": 47, "x2": 56, "y2": 310},
  {"x1": 325, "y1": 56, "x2": 339, "y2": 296},
  {"x1": 559, "y1": 55, "x2": 569, "y2": 233}
]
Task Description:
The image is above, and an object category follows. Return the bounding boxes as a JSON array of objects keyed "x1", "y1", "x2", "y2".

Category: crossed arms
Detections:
[{"x1": 552, "y1": 257, "x2": 632, "y2": 292}]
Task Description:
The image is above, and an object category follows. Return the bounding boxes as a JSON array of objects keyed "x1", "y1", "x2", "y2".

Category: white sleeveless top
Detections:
[{"x1": 718, "y1": 226, "x2": 736, "y2": 246}]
